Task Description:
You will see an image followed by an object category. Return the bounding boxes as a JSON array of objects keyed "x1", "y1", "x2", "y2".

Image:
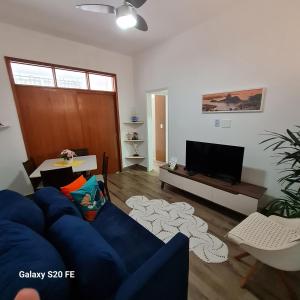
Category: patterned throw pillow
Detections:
[
  {"x1": 60, "y1": 175, "x2": 87, "y2": 200},
  {"x1": 71, "y1": 176, "x2": 106, "y2": 221}
]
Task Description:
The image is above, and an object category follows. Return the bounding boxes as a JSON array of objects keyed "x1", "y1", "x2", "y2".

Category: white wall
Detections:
[
  {"x1": 134, "y1": 0, "x2": 300, "y2": 198},
  {"x1": 0, "y1": 22, "x2": 135, "y2": 195}
]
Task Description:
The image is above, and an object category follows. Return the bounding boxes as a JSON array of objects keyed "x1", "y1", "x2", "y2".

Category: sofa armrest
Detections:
[{"x1": 113, "y1": 233, "x2": 189, "y2": 300}]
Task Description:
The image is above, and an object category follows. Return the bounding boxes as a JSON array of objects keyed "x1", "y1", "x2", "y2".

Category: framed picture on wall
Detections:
[{"x1": 202, "y1": 88, "x2": 265, "y2": 113}]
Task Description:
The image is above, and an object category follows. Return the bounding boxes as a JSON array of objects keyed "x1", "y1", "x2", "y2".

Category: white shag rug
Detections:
[{"x1": 126, "y1": 196, "x2": 228, "y2": 263}]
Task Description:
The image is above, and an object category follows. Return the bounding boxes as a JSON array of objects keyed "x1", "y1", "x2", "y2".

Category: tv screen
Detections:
[{"x1": 185, "y1": 141, "x2": 244, "y2": 183}]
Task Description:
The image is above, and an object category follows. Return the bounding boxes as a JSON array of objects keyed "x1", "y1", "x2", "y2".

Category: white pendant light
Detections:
[{"x1": 116, "y1": 5, "x2": 137, "y2": 30}]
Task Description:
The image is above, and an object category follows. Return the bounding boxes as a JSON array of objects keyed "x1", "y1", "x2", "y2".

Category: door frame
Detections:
[
  {"x1": 5, "y1": 56, "x2": 123, "y2": 172},
  {"x1": 146, "y1": 89, "x2": 168, "y2": 172}
]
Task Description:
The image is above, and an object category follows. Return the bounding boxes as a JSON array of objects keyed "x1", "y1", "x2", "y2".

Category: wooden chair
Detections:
[
  {"x1": 71, "y1": 148, "x2": 89, "y2": 156},
  {"x1": 96, "y1": 152, "x2": 111, "y2": 201},
  {"x1": 23, "y1": 158, "x2": 42, "y2": 192},
  {"x1": 71, "y1": 148, "x2": 90, "y2": 177},
  {"x1": 40, "y1": 167, "x2": 74, "y2": 189}
]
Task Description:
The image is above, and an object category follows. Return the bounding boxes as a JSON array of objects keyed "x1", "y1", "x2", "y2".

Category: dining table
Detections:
[{"x1": 29, "y1": 155, "x2": 98, "y2": 179}]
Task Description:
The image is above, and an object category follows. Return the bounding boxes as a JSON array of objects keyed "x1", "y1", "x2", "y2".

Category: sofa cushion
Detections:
[
  {"x1": 60, "y1": 175, "x2": 86, "y2": 200},
  {"x1": 0, "y1": 190, "x2": 45, "y2": 234},
  {"x1": 48, "y1": 215, "x2": 127, "y2": 300},
  {"x1": 0, "y1": 220, "x2": 70, "y2": 300},
  {"x1": 34, "y1": 187, "x2": 82, "y2": 226},
  {"x1": 92, "y1": 202, "x2": 164, "y2": 273},
  {"x1": 71, "y1": 176, "x2": 106, "y2": 222}
]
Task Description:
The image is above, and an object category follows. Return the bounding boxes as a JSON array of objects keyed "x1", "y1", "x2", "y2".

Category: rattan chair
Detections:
[{"x1": 228, "y1": 212, "x2": 300, "y2": 298}]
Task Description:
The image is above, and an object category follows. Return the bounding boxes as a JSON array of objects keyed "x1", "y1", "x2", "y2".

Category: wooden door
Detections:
[
  {"x1": 77, "y1": 92, "x2": 121, "y2": 173},
  {"x1": 14, "y1": 86, "x2": 121, "y2": 174},
  {"x1": 155, "y1": 95, "x2": 166, "y2": 162}
]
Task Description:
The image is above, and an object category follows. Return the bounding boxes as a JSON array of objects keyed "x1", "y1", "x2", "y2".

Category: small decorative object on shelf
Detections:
[
  {"x1": 126, "y1": 132, "x2": 133, "y2": 140},
  {"x1": 132, "y1": 132, "x2": 139, "y2": 140},
  {"x1": 168, "y1": 157, "x2": 178, "y2": 170},
  {"x1": 59, "y1": 149, "x2": 76, "y2": 164},
  {"x1": 133, "y1": 143, "x2": 140, "y2": 156},
  {"x1": 131, "y1": 111, "x2": 139, "y2": 122}
]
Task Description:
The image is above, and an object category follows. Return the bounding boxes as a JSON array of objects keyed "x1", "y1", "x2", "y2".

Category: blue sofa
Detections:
[{"x1": 0, "y1": 188, "x2": 189, "y2": 300}]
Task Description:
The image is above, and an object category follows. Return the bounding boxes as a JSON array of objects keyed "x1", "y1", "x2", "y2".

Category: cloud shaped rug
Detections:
[{"x1": 126, "y1": 196, "x2": 228, "y2": 263}]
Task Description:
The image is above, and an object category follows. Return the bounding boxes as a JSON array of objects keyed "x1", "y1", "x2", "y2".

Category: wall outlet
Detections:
[
  {"x1": 214, "y1": 119, "x2": 220, "y2": 127},
  {"x1": 221, "y1": 119, "x2": 232, "y2": 128}
]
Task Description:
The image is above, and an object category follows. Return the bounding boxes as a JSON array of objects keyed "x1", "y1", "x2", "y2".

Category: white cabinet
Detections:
[
  {"x1": 159, "y1": 166, "x2": 264, "y2": 216},
  {"x1": 210, "y1": 188, "x2": 258, "y2": 216}
]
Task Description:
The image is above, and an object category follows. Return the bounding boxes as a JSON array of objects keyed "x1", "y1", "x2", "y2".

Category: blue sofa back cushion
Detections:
[
  {"x1": 48, "y1": 215, "x2": 128, "y2": 300},
  {"x1": 34, "y1": 187, "x2": 82, "y2": 226},
  {"x1": 0, "y1": 220, "x2": 70, "y2": 300},
  {"x1": 0, "y1": 190, "x2": 45, "y2": 234},
  {"x1": 92, "y1": 202, "x2": 164, "y2": 273}
]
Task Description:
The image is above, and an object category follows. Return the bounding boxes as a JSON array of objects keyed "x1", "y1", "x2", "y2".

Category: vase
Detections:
[{"x1": 62, "y1": 157, "x2": 73, "y2": 165}]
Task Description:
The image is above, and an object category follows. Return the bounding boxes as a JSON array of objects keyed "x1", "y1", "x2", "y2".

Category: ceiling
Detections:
[{"x1": 0, "y1": 0, "x2": 237, "y2": 55}]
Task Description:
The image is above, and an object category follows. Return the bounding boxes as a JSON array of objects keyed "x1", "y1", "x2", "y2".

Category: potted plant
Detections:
[
  {"x1": 59, "y1": 149, "x2": 76, "y2": 164},
  {"x1": 260, "y1": 126, "x2": 300, "y2": 218}
]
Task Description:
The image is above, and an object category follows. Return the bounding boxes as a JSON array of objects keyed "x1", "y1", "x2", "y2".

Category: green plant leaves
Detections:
[{"x1": 260, "y1": 126, "x2": 300, "y2": 218}]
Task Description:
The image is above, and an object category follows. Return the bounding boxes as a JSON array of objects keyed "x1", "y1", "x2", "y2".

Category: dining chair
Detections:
[
  {"x1": 71, "y1": 148, "x2": 90, "y2": 177},
  {"x1": 40, "y1": 167, "x2": 74, "y2": 189},
  {"x1": 96, "y1": 152, "x2": 111, "y2": 202},
  {"x1": 71, "y1": 148, "x2": 89, "y2": 156},
  {"x1": 23, "y1": 158, "x2": 42, "y2": 192}
]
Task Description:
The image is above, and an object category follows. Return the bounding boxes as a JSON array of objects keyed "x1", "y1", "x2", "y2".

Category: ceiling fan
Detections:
[{"x1": 76, "y1": 0, "x2": 148, "y2": 31}]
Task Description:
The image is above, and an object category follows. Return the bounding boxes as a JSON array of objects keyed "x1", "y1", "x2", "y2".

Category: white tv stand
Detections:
[{"x1": 159, "y1": 165, "x2": 266, "y2": 216}]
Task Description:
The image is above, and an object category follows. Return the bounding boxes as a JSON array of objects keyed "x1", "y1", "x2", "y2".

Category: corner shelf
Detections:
[{"x1": 123, "y1": 120, "x2": 145, "y2": 166}]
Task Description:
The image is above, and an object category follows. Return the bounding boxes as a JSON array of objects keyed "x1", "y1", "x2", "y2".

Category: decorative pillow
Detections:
[
  {"x1": 0, "y1": 220, "x2": 70, "y2": 300},
  {"x1": 48, "y1": 215, "x2": 127, "y2": 300},
  {"x1": 0, "y1": 190, "x2": 45, "y2": 234},
  {"x1": 60, "y1": 175, "x2": 86, "y2": 200},
  {"x1": 71, "y1": 176, "x2": 106, "y2": 221}
]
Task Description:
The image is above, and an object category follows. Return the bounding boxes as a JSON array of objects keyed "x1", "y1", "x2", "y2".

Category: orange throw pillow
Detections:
[{"x1": 60, "y1": 175, "x2": 86, "y2": 200}]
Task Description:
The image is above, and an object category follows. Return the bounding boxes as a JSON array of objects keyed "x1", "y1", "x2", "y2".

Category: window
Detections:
[
  {"x1": 11, "y1": 62, "x2": 55, "y2": 87},
  {"x1": 55, "y1": 69, "x2": 87, "y2": 89},
  {"x1": 9, "y1": 59, "x2": 116, "y2": 93},
  {"x1": 89, "y1": 73, "x2": 114, "y2": 92}
]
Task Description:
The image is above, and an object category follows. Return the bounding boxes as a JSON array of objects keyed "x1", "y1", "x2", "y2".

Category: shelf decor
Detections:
[
  {"x1": 123, "y1": 117, "x2": 145, "y2": 163},
  {"x1": 131, "y1": 111, "x2": 139, "y2": 122}
]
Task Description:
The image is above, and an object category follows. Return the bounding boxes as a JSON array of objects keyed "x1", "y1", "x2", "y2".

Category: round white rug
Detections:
[{"x1": 126, "y1": 196, "x2": 228, "y2": 263}]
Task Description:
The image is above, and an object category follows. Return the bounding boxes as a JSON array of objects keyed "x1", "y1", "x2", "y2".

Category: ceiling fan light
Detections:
[{"x1": 116, "y1": 5, "x2": 137, "y2": 30}]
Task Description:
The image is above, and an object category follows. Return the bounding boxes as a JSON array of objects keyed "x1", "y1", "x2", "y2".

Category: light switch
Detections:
[
  {"x1": 221, "y1": 119, "x2": 232, "y2": 128},
  {"x1": 214, "y1": 119, "x2": 220, "y2": 127}
]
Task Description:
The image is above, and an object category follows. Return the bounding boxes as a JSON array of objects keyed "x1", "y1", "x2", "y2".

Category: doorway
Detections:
[{"x1": 146, "y1": 90, "x2": 168, "y2": 172}]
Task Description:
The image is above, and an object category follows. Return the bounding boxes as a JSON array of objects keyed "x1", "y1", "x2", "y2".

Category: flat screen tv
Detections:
[{"x1": 185, "y1": 140, "x2": 244, "y2": 183}]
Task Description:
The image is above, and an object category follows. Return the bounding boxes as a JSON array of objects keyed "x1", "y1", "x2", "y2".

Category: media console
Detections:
[{"x1": 159, "y1": 164, "x2": 267, "y2": 216}]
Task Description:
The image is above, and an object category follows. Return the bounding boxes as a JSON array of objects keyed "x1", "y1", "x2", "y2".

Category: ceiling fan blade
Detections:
[
  {"x1": 135, "y1": 14, "x2": 148, "y2": 31},
  {"x1": 76, "y1": 4, "x2": 116, "y2": 14},
  {"x1": 126, "y1": 0, "x2": 147, "y2": 8}
]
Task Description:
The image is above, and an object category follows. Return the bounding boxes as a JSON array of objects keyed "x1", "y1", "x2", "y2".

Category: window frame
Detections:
[
  {"x1": 10, "y1": 61, "x2": 56, "y2": 88},
  {"x1": 55, "y1": 67, "x2": 89, "y2": 90},
  {"x1": 6, "y1": 57, "x2": 117, "y2": 93},
  {"x1": 88, "y1": 72, "x2": 116, "y2": 92}
]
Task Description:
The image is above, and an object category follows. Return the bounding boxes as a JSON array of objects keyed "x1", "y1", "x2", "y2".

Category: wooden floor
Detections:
[{"x1": 108, "y1": 167, "x2": 300, "y2": 300}]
